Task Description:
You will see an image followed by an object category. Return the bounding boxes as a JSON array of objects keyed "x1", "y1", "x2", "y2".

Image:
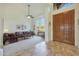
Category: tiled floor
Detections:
[
  {"x1": 0, "y1": 48, "x2": 3, "y2": 56},
  {"x1": 4, "y1": 36, "x2": 43, "y2": 56},
  {"x1": 16, "y1": 41, "x2": 79, "y2": 56}
]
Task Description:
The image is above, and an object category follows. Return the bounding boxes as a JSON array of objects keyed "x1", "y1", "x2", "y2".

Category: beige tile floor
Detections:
[{"x1": 16, "y1": 41, "x2": 79, "y2": 56}]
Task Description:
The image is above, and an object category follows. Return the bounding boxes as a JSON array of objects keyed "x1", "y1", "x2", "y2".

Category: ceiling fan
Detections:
[{"x1": 26, "y1": 5, "x2": 34, "y2": 19}]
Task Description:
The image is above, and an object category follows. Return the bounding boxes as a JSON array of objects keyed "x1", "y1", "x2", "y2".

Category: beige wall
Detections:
[
  {"x1": 75, "y1": 4, "x2": 79, "y2": 48},
  {"x1": 0, "y1": 4, "x2": 4, "y2": 47},
  {"x1": 44, "y1": 4, "x2": 53, "y2": 42},
  {"x1": 0, "y1": 19, "x2": 3, "y2": 47}
]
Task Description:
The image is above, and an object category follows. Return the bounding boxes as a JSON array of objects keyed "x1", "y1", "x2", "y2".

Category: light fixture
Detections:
[{"x1": 26, "y1": 5, "x2": 34, "y2": 19}]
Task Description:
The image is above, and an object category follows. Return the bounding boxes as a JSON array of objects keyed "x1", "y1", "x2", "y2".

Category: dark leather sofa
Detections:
[{"x1": 3, "y1": 31, "x2": 35, "y2": 45}]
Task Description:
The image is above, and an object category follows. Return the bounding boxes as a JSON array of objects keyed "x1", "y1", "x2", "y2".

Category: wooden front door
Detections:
[{"x1": 53, "y1": 10, "x2": 75, "y2": 45}]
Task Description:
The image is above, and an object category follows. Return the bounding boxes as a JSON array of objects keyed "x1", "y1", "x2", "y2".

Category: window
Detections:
[
  {"x1": 60, "y1": 3, "x2": 73, "y2": 9},
  {"x1": 35, "y1": 16, "x2": 45, "y2": 32}
]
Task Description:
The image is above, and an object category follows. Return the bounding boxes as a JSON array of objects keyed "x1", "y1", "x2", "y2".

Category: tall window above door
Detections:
[{"x1": 53, "y1": 3, "x2": 73, "y2": 10}]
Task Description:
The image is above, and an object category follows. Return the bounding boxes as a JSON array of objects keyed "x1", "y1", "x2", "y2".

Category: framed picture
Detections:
[
  {"x1": 16, "y1": 25, "x2": 26, "y2": 30},
  {"x1": 16, "y1": 25, "x2": 21, "y2": 30}
]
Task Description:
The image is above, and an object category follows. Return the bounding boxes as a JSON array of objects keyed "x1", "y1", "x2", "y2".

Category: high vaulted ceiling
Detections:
[{"x1": 1, "y1": 3, "x2": 49, "y2": 18}]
